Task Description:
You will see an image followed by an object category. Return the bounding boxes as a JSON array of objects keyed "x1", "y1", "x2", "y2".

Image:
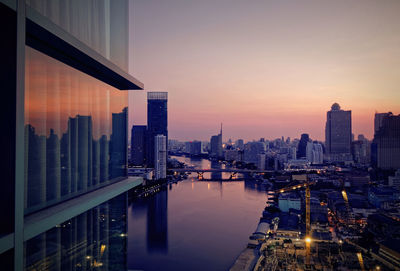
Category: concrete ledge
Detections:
[
  {"x1": 24, "y1": 177, "x2": 142, "y2": 241},
  {"x1": 0, "y1": 233, "x2": 14, "y2": 254},
  {"x1": 0, "y1": 0, "x2": 16, "y2": 10}
]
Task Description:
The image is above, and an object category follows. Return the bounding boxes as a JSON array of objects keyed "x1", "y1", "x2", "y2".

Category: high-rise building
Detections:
[
  {"x1": 210, "y1": 124, "x2": 223, "y2": 158},
  {"x1": 374, "y1": 112, "x2": 393, "y2": 134},
  {"x1": 372, "y1": 113, "x2": 400, "y2": 169},
  {"x1": 306, "y1": 142, "x2": 324, "y2": 164},
  {"x1": 147, "y1": 92, "x2": 168, "y2": 167},
  {"x1": 235, "y1": 139, "x2": 244, "y2": 150},
  {"x1": 0, "y1": 1, "x2": 144, "y2": 269},
  {"x1": 257, "y1": 153, "x2": 266, "y2": 170},
  {"x1": 297, "y1": 133, "x2": 309, "y2": 158},
  {"x1": 325, "y1": 103, "x2": 352, "y2": 162},
  {"x1": 352, "y1": 137, "x2": 370, "y2": 165},
  {"x1": 131, "y1": 125, "x2": 147, "y2": 166},
  {"x1": 190, "y1": 141, "x2": 203, "y2": 156},
  {"x1": 155, "y1": 135, "x2": 167, "y2": 180},
  {"x1": 244, "y1": 141, "x2": 266, "y2": 164}
]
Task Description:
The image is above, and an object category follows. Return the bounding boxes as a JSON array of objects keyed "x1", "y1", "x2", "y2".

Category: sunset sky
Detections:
[{"x1": 128, "y1": 0, "x2": 400, "y2": 142}]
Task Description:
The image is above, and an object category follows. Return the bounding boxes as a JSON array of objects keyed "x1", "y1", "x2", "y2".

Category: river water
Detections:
[{"x1": 127, "y1": 156, "x2": 269, "y2": 271}]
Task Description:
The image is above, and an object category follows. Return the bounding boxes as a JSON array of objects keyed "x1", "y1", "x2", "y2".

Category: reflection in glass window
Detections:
[
  {"x1": 24, "y1": 47, "x2": 128, "y2": 214},
  {"x1": 25, "y1": 0, "x2": 129, "y2": 73},
  {"x1": 24, "y1": 193, "x2": 128, "y2": 271}
]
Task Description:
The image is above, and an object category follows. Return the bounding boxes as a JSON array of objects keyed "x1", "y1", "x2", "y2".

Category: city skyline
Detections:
[
  {"x1": 3, "y1": 1, "x2": 400, "y2": 270},
  {"x1": 129, "y1": 0, "x2": 400, "y2": 141}
]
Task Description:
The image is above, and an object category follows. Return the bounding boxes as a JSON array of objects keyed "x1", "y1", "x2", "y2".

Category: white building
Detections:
[
  {"x1": 289, "y1": 147, "x2": 297, "y2": 160},
  {"x1": 257, "y1": 154, "x2": 266, "y2": 170},
  {"x1": 155, "y1": 135, "x2": 167, "y2": 180},
  {"x1": 306, "y1": 142, "x2": 324, "y2": 164}
]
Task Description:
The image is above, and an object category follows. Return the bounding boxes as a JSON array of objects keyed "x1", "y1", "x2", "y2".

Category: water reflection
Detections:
[
  {"x1": 147, "y1": 189, "x2": 168, "y2": 253},
  {"x1": 128, "y1": 157, "x2": 269, "y2": 271},
  {"x1": 244, "y1": 179, "x2": 270, "y2": 193}
]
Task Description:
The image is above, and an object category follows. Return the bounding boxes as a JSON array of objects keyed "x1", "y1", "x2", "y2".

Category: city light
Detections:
[{"x1": 4, "y1": 1, "x2": 400, "y2": 270}]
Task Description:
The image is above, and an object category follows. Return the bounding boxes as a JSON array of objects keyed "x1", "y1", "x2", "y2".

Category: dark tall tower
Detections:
[
  {"x1": 373, "y1": 113, "x2": 400, "y2": 169},
  {"x1": 130, "y1": 125, "x2": 147, "y2": 166},
  {"x1": 210, "y1": 124, "x2": 223, "y2": 159},
  {"x1": 325, "y1": 103, "x2": 352, "y2": 162},
  {"x1": 147, "y1": 92, "x2": 168, "y2": 168},
  {"x1": 297, "y1": 133, "x2": 309, "y2": 159}
]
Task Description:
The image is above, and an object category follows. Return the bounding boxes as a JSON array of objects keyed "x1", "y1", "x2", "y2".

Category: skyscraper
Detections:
[
  {"x1": 154, "y1": 135, "x2": 167, "y2": 180},
  {"x1": 210, "y1": 124, "x2": 223, "y2": 158},
  {"x1": 374, "y1": 112, "x2": 393, "y2": 134},
  {"x1": 325, "y1": 103, "x2": 352, "y2": 162},
  {"x1": 372, "y1": 113, "x2": 400, "y2": 169},
  {"x1": 130, "y1": 125, "x2": 147, "y2": 166},
  {"x1": 297, "y1": 133, "x2": 310, "y2": 159},
  {"x1": 147, "y1": 92, "x2": 168, "y2": 167}
]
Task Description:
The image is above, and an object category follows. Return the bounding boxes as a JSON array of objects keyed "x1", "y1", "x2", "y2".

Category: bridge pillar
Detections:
[{"x1": 197, "y1": 172, "x2": 204, "y2": 180}]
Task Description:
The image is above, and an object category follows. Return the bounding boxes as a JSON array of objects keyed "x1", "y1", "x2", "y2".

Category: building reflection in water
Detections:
[
  {"x1": 128, "y1": 187, "x2": 169, "y2": 255},
  {"x1": 210, "y1": 160, "x2": 222, "y2": 180},
  {"x1": 24, "y1": 193, "x2": 128, "y2": 271},
  {"x1": 147, "y1": 188, "x2": 168, "y2": 254},
  {"x1": 244, "y1": 179, "x2": 270, "y2": 194}
]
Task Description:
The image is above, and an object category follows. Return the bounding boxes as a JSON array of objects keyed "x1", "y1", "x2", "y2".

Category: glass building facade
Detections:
[
  {"x1": 26, "y1": 0, "x2": 130, "y2": 73},
  {"x1": 0, "y1": 1, "x2": 143, "y2": 270},
  {"x1": 25, "y1": 47, "x2": 128, "y2": 214},
  {"x1": 147, "y1": 92, "x2": 168, "y2": 168},
  {"x1": 24, "y1": 193, "x2": 128, "y2": 271}
]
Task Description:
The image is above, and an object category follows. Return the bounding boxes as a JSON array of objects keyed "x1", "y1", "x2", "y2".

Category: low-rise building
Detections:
[
  {"x1": 279, "y1": 193, "x2": 301, "y2": 212},
  {"x1": 368, "y1": 186, "x2": 400, "y2": 208},
  {"x1": 276, "y1": 213, "x2": 300, "y2": 239}
]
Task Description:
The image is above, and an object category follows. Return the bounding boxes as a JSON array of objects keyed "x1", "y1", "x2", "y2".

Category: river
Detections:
[{"x1": 127, "y1": 156, "x2": 269, "y2": 271}]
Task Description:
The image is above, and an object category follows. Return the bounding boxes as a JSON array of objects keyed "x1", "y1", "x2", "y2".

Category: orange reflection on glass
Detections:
[{"x1": 24, "y1": 46, "x2": 128, "y2": 213}]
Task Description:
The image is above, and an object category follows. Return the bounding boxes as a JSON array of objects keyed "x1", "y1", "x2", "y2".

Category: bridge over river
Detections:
[{"x1": 171, "y1": 168, "x2": 324, "y2": 179}]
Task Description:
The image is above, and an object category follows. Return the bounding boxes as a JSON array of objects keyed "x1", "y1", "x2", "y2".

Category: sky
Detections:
[{"x1": 128, "y1": 0, "x2": 400, "y2": 142}]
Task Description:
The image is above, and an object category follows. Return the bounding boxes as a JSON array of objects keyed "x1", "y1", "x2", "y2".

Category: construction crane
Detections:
[
  {"x1": 356, "y1": 252, "x2": 366, "y2": 271},
  {"x1": 273, "y1": 176, "x2": 315, "y2": 265},
  {"x1": 339, "y1": 179, "x2": 355, "y2": 225}
]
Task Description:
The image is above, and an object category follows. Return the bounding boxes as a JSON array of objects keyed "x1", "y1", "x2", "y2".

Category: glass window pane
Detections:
[
  {"x1": 24, "y1": 46, "x2": 128, "y2": 214},
  {"x1": 26, "y1": 0, "x2": 129, "y2": 73},
  {"x1": 24, "y1": 193, "x2": 128, "y2": 271}
]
